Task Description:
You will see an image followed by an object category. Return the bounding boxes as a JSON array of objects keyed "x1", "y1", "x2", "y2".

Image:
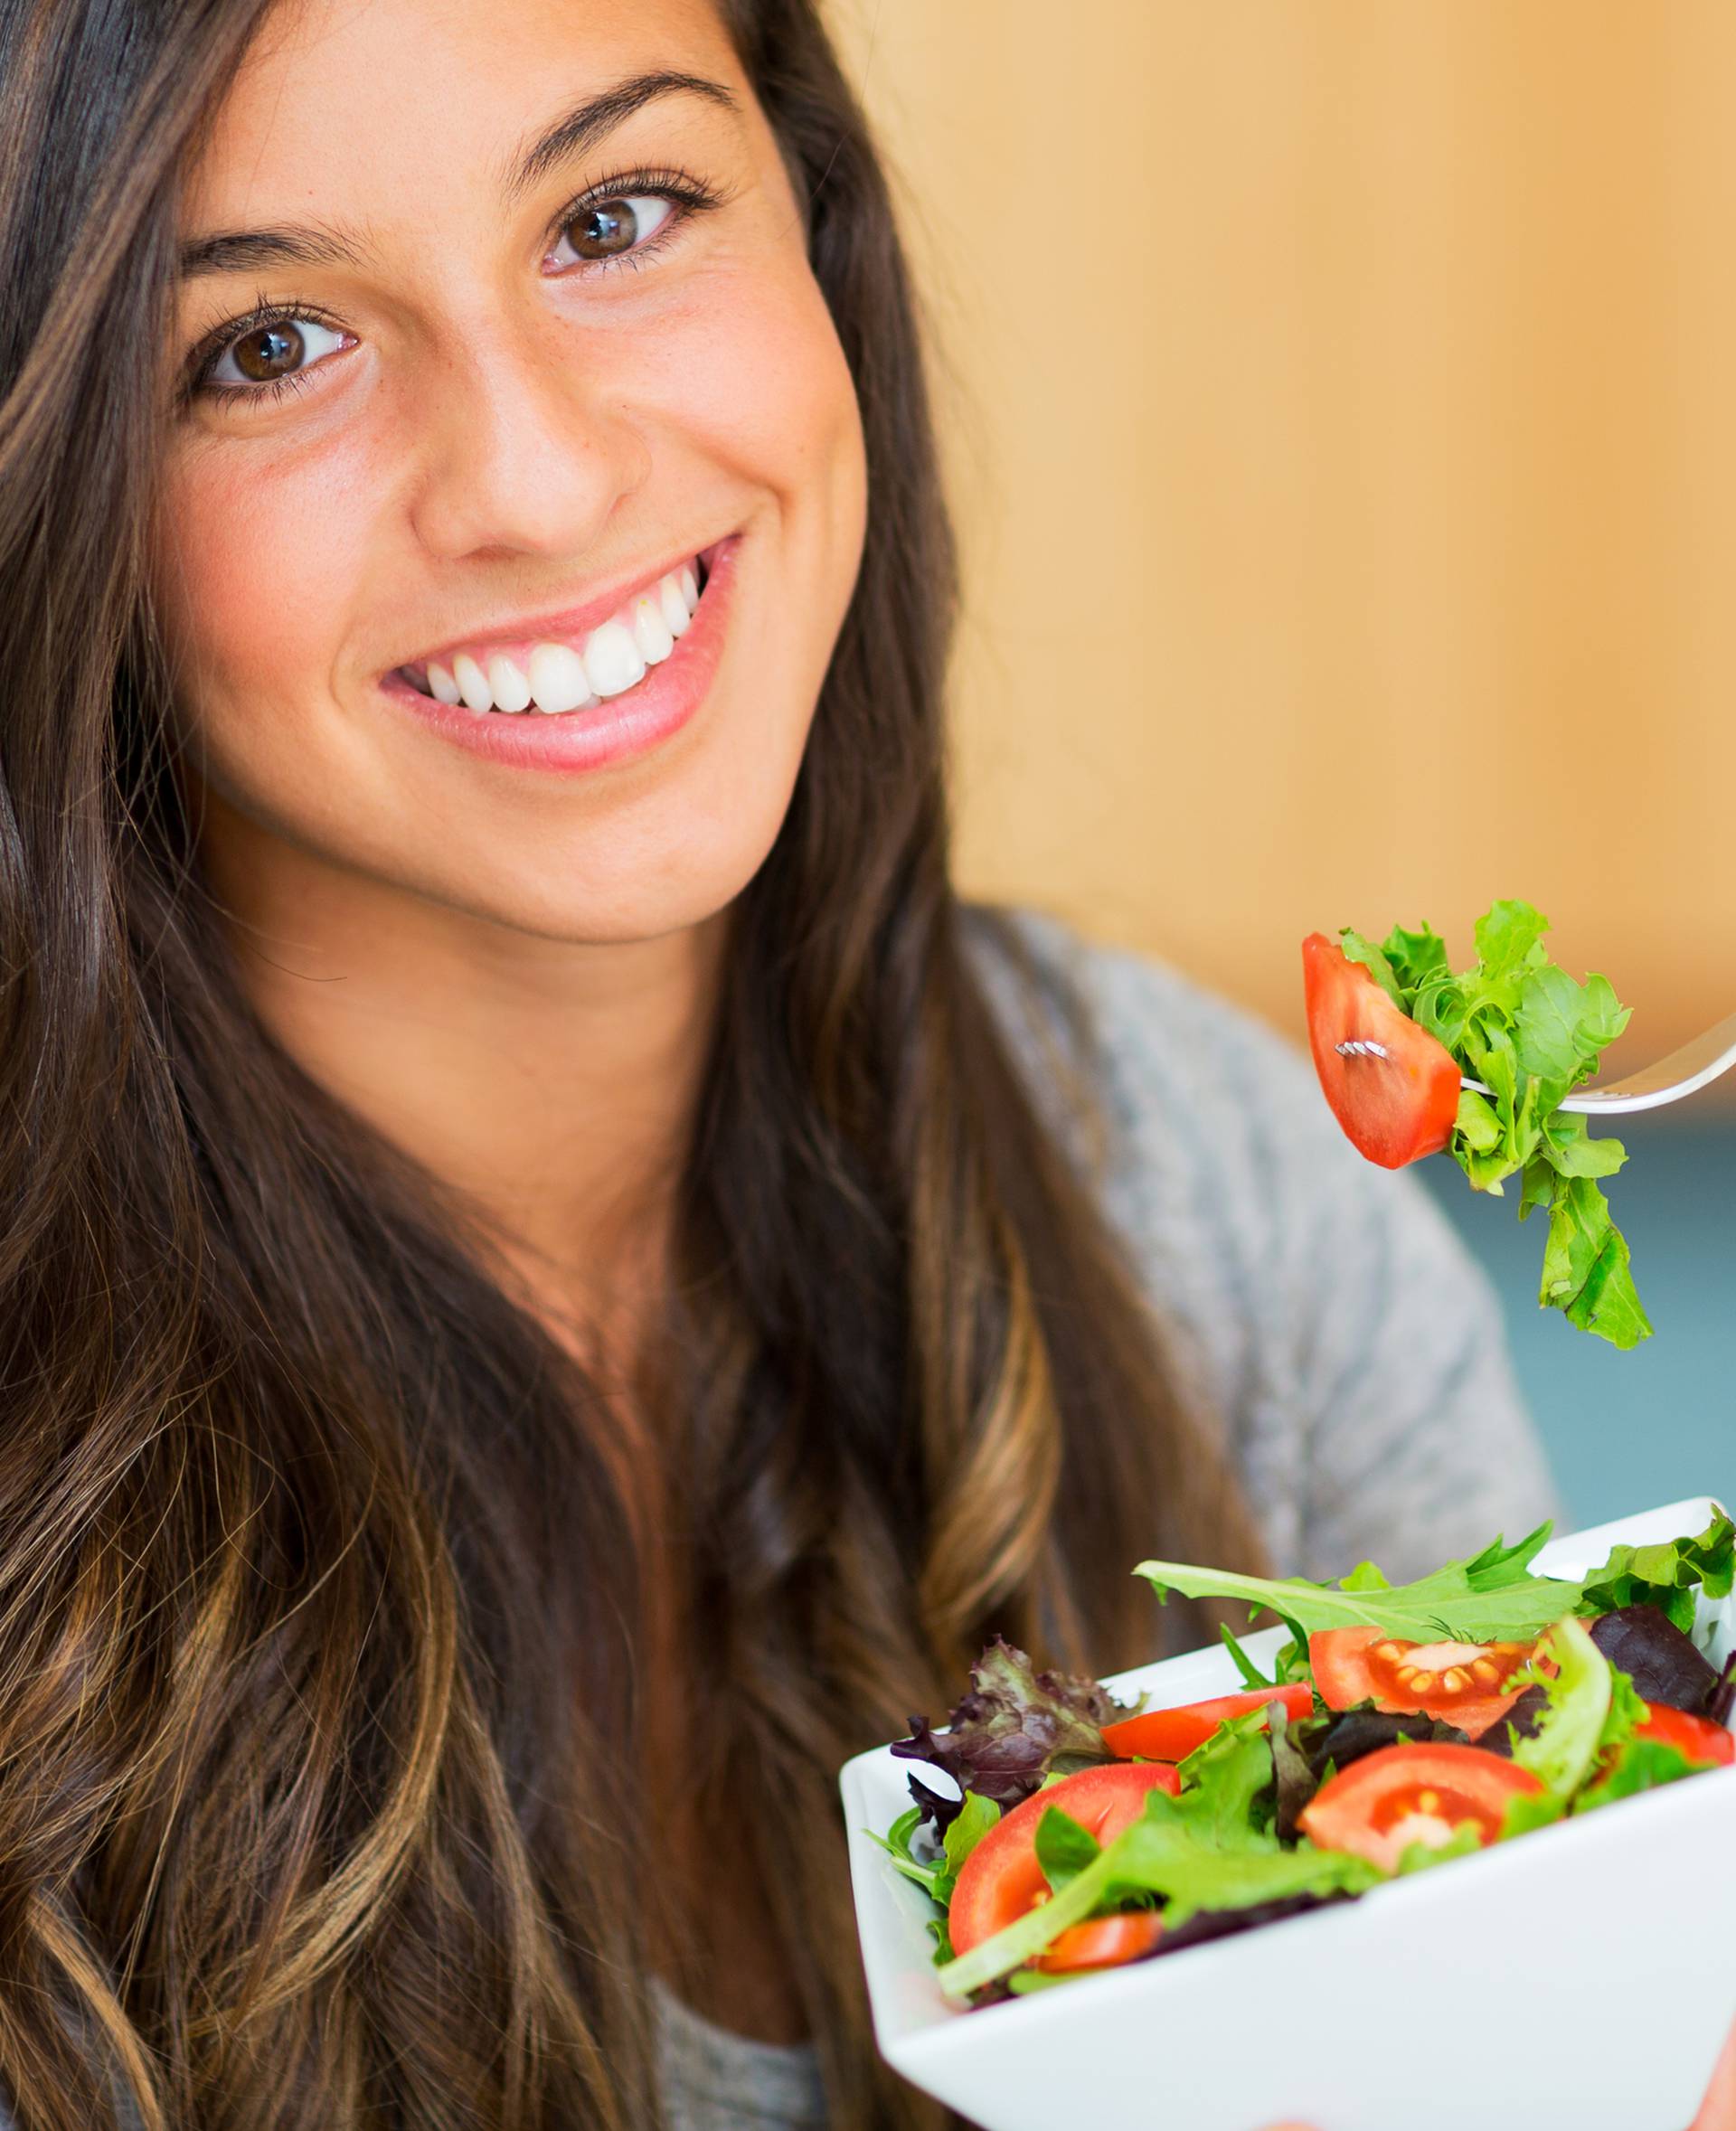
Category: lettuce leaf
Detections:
[
  {"x1": 865, "y1": 1805, "x2": 944, "y2": 1897},
  {"x1": 1135, "y1": 1523, "x2": 1583, "y2": 1646},
  {"x1": 1339, "y1": 900, "x2": 1649, "y2": 1347},
  {"x1": 936, "y1": 1720, "x2": 1380, "y2": 1998},
  {"x1": 1576, "y1": 1510, "x2": 1736, "y2": 1637},
  {"x1": 1586, "y1": 1606, "x2": 1725, "y2": 1715},
  {"x1": 1509, "y1": 1616, "x2": 1620, "y2": 1799},
  {"x1": 1495, "y1": 1616, "x2": 1684, "y2": 1834},
  {"x1": 1033, "y1": 1806, "x2": 1104, "y2": 1893},
  {"x1": 1572, "y1": 1735, "x2": 1701, "y2": 1813},
  {"x1": 890, "y1": 1637, "x2": 1129, "y2": 1827}
]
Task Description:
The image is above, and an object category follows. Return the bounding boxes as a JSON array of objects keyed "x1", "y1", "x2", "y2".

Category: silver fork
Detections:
[{"x1": 1338, "y1": 1012, "x2": 1736, "y2": 1115}]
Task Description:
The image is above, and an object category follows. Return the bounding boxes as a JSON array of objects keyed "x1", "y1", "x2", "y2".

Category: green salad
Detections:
[{"x1": 873, "y1": 1509, "x2": 1734, "y2": 2003}]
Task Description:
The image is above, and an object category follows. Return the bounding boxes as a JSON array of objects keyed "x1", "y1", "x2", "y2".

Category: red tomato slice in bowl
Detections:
[
  {"x1": 1101, "y1": 1683, "x2": 1315, "y2": 1763},
  {"x1": 1031, "y1": 1911, "x2": 1163, "y2": 1975},
  {"x1": 947, "y1": 1762, "x2": 1181, "y2": 1957},
  {"x1": 1636, "y1": 1703, "x2": 1736, "y2": 1767},
  {"x1": 1301, "y1": 933, "x2": 1461, "y2": 1169},
  {"x1": 1297, "y1": 1741, "x2": 1543, "y2": 1872},
  {"x1": 1309, "y1": 1627, "x2": 1539, "y2": 1740}
]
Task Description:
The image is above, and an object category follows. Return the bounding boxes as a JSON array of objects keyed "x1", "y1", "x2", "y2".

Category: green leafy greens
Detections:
[
  {"x1": 1575, "y1": 1510, "x2": 1736, "y2": 1636},
  {"x1": 866, "y1": 1790, "x2": 1000, "y2": 1964},
  {"x1": 1135, "y1": 1522, "x2": 1583, "y2": 1647},
  {"x1": 934, "y1": 1720, "x2": 1379, "y2": 1998},
  {"x1": 877, "y1": 1506, "x2": 1733, "y2": 2004},
  {"x1": 1338, "y1": 899, "x2": 1650, "y2": 1347},
  {"x1": 1496, "y1": 1613, "x2": 1703, "y2": 1834}
]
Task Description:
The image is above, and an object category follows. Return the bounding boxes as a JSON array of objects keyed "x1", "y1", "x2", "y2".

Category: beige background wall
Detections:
[{"x1": 826, "y1": 1, "x2": 1736, "y2": 1080}]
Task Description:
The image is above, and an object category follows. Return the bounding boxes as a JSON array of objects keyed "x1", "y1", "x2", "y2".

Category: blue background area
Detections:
[{"x1": 1417, "y1": 1117, "x2": 1733, "y2": 1527}]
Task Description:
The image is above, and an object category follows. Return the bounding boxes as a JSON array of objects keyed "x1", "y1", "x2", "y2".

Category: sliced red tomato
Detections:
[
  {"x1": 1301, "y1": 933, "x2": 1461, "y2": 1170},
  {"x1": 1636, "y1": 1702, "x2": 1736, "y2": 1767},
  {"x1": 1030, "y1": 1910, "x2": 1163, "y2": 1975},
  {"x1": 948, "y1": 1762, "x2": 1181, "y2": 1957},
  {"x1": 1297, "y1": 1741, "x2": 1543, "y2": 1872},
  {"x1": 1309, "y1": 1627, "x2": 1540, "y2": 1740},
  {"x1": 1101, "y1": 1683, "x2": 1315, "y2": 1763}
]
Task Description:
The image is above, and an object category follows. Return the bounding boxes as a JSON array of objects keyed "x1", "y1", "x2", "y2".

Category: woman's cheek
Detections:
[
  {"x1": 150, "y1": 438, "x2": 376, "y2": 771},
  {"x1": 623, "y1": 249, "x2": 867, "y2": 574}
]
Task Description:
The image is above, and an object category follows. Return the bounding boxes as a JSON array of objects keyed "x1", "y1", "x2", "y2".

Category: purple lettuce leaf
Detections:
[
  {"x1": 1587, "y1": 1605, "x2": 1723, "y2": 1717},
  {"x1": 890, "y1": 1636, "x2": 1127, "y2": 1829},
  {"x1": 1712, "y1": 1654, "x2": 1736, "y2": 1730}
]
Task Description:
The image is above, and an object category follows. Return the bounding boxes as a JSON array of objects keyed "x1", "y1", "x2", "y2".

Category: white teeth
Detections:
[
  {"x1": 486, "y1": 654, "x2": 532, "y2": 713},
  {"x1": 630, "y1": 594, "x2": 675, "y2": 666},
  {"x1": 416, "y1": 553, "x2": 707, "y2": 714},
  {"x1": 452, "y1": 653, "x2": 494, "y2": 713},
  {"x1": 582, "y1": 619, "x2": 646, "y2": 698},
  {"x1": 659, "y1": 573, "x2": 692, "y2": 639},
  {"x1": 527, "y1": 642, "x2": 596, "y2": 714}
]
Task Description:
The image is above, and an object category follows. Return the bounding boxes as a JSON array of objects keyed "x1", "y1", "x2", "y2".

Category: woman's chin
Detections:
[{"x1": 453, "y1": 838, "x2": 778, "y2": 949}]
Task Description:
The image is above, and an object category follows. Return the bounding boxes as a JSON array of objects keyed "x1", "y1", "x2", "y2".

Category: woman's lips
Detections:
[
  {"x1": 393, "y1": 544, "x2": 721, "y2": 712},
  {"x1": 375, "y1": 533, "x2": 741, "y2": 775}
]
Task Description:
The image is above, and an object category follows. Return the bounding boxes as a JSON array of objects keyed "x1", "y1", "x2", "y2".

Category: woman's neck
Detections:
[{"x1": 193, "y1": 787, "x2": 728, "y2": 1334}]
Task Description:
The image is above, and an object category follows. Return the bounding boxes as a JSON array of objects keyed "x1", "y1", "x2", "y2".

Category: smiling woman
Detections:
[{"x1": 0, "y1": 0, "x2": 1568, "y2": 2126}]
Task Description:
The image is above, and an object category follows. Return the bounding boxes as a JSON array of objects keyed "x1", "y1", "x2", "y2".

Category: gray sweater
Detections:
[
  {"x1": 654, "y1": 906, "x2": 1560, "y2": 2128},
  {"x1": 2, "y1": 910, "x2": 1561, "y2": 2129}
]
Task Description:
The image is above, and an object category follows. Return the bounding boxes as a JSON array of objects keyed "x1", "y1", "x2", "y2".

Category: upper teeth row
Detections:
[{"x1": 413, "y1": 561, "x2": 702, "y2": 714}]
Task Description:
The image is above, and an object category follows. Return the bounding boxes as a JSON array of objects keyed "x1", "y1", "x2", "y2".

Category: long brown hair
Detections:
[{"x1": 0, "y1": 0, "x2": 1266, "y2": 2123}]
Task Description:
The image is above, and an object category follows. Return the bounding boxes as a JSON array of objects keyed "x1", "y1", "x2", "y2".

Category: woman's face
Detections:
[{"x1": 151, "y1": 0, "x2": 868, "y2": 946}]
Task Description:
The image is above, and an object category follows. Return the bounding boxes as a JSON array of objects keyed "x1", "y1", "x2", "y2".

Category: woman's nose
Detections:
[{"x1": 401, "y1": 315, "x2": 652, "y2": 562}]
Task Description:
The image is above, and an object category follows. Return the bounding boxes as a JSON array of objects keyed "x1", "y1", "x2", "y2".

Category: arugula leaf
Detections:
[
  {"x1": 1576, "y1": 1510, "x2": 1736, "y2": 1637},
  {"x1": 1334, "y1": 900, "x2": 1649, "y2": 1347},
  {"x1": 1218, "y1": 1622, "x2": 1275, "y2": 1691},
  {"x1": 867, "y1": 1787, "x2": 1000, "y2": 1912},
  {"x1": 864, "y1": 1806, "x2": 946, "y2": 1898},
  {"x1": 1135, "y1": 1523, "x2": 1582, "y2": 1646}
]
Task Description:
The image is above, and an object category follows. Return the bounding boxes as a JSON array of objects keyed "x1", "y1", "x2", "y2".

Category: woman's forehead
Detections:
[{"x1": 179, "y1": 0, "x2": 745, "y2": 229}]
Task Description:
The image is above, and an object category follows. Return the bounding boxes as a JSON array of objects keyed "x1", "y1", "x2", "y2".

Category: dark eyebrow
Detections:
[
  {"x1": 498, "y1": 70, "x2": 740, "y2": 210},
  {"x1": 177, "y1": 70, "x2": 741, "y2": 281}
]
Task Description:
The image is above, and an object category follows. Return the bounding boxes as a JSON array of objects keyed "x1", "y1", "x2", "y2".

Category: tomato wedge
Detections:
[
  {"x1": 1297, "y1": 1741, "x2": 1543, "y2": 1872},
  {"x1": 1302, "y1": 933, "x2": 1461, "y2": 1169},
  {"x1": 1030, "y1": 1911, "x2": 1163, "y2": 1975},
  {"x1": 948, "y1": 1762, "x2": 1181, "y2": 1957},
  {"x1": 1636, "y1": 1702, "x2": 1736, "y2": 1767},
  {"x1": 1101, "y1": 1683, "x2": 1315, "y2": 1763},
  {"x1": 1309, "y1": 1627, "x2": 1539, "y2": 1741}
]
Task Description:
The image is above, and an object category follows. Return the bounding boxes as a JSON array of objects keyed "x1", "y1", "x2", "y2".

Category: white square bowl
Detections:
[{"x1": 839, "y1": 1497, "x2": 1736, "y2": 2131}]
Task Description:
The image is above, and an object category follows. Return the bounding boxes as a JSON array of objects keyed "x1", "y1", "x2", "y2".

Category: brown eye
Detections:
[
  {"x1": 197, "y1": 313, "x2": 349, "y2": 399},
  {"x1": 553, "y1": 193, "x2": 675, "y2": 269},
  {"x1": 232, "y1": 322, "x2": 305, "y2": 382}
]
